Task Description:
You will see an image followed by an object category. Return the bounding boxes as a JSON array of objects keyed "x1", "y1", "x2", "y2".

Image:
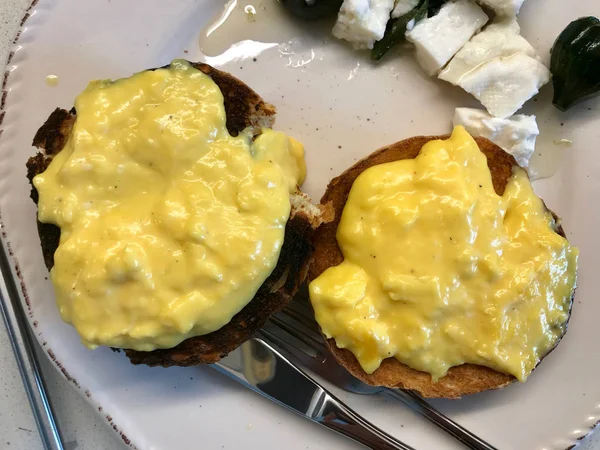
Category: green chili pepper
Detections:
[
  {"x1": 551, "y1": 16, "x2": 600, "y2": 111},
  {"x1": 371, "y1": 0, "x2": 429, "y2": 61},
  {"x1": 279, "y1": 0, "x2": 343, "y2": 20},
  {"x1": 426, "y1": 0, "x2": 447, "y2": 17}
]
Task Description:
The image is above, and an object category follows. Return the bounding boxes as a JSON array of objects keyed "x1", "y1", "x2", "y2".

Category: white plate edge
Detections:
[
  {"x1": 0, "y1": 1, "x2": 138, "y2": 448},
  {"x1": 0, "y1": 1, "x2": 597, "y2": 449}
]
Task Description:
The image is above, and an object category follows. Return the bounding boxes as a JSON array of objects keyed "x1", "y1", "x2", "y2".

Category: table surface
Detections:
[{"x1": 0, "y1": 1, "x2": 598, "y2": 449}]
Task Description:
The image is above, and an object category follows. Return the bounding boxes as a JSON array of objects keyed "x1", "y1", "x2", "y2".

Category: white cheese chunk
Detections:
[
  {"x1": 451, "y1": 52, "x2": 550, "y2": 118},
  {"x1": 333, "y1": 0, "x2": 396, "y2": 50},
  {"x1": 391, "y1": 0, "x2": 419, "y2": 18},
  {"x1": 405, "y1": 0, "x2": 489, "y2": 76},
  {"x1": 439, "y1": 18, "x2": 536, "y2": 85},
  {"x1": 453, "y1": 107, "x2": 539, "y2": 167},
  {"x1": 478, "y1": 0, "x2": 525, "y2": 17}
]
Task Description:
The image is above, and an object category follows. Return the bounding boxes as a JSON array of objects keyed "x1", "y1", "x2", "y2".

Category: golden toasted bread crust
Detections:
[
  {"x1": 309, "y1": 135, "x2": 570, "y2": 398},
  {"x1": 26, "y1": 62, "x2": 313, "y2": 366}
]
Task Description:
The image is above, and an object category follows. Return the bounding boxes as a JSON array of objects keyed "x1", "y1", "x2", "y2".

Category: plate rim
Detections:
[
  {"x1": 0, "y1": 0, "x2": 137, "y2": 447},
  {"x1": 0, "y1": 1, "x2": 598, "y2": 449}
]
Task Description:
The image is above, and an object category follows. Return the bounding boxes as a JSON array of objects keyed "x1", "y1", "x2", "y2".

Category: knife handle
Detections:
[{"x1": 314, "y1": 391, "x2": 415, "y2": 450}]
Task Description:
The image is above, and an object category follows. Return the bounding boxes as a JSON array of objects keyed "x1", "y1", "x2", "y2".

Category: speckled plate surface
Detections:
[{"x1": 1, "y1": 0, "x2": 599, "y2": 449}]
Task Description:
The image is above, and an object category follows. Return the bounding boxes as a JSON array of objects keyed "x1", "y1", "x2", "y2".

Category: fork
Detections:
[{"x1": 262, "y1": 295, "x2": 498, "y2": 450}]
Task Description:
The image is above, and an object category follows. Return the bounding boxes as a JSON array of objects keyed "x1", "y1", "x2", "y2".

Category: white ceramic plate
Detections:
[{"x1": 2, "y1": 0, "x2": 600, "y2": 448}]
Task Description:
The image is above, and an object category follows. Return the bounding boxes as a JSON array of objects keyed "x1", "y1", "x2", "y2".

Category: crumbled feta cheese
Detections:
[
  {"x1": 391, "y1": 0, "x2": 419, "y2": 18},
  {"x1": 453, "y1": 107, "x2": 539, "y2": 167},
  {"x1": 439, "y1": 18, "x2": 536, "y2": 85},
  {"x1": 405, "y1": 0, "x2": 489, "y2": 76},
  {"x1": 332, "y1": 0, "x2": 396, "y2": 50},
  {"x1": 454, "y1": 53, "x2": 550, "y2": 118},
  {"x1": 478, "y1": 0, "x2": 525, "y2": 17},
  {"x1": 439, "y1": 18, "x2": 550, "y2": 118}
]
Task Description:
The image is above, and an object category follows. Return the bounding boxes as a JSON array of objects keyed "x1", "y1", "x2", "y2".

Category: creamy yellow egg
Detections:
[
  {"x1": 33, "y1": 60, "x2": 305, "y2": 351},
  {"x1": 310, "y1": 127, "x2": 578, "y2": 381}
]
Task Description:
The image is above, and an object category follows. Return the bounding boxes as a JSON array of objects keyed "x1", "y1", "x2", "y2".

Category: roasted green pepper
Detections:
[
  {"x1": 551, "y1": 16, "x2": 600, "y2": 111},
  {"x1": 426, "y1": 0, "x2": 447, "y2": 17},
  {"x1": 371, "y1": 0, "x2": 429, "y2": 61},
  {"x1": 279, "y1": 0, "x2": 343, "y2": 20}
]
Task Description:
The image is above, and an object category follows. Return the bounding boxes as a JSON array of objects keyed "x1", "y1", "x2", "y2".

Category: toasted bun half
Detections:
[
  {"x1": 26, "y1": 62, "x2": 322, "y2": 367},
  {"x1": 308, "y1": 135, "x2": 572, "y2": 398}
]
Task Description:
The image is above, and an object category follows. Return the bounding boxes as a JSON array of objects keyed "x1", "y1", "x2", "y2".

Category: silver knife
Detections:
[{"x1": 213, "y1": 333, "x2": 415, "y2": 450}]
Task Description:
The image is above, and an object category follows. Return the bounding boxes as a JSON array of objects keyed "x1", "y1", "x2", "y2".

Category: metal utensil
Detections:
[
  {"x1": 214, "y1": 335, "x2": 416, "y2": 450},
  {"x1": 264, "y1": 295, "x2": 498, "y2": 450},
  {"x1": 0, "y1": 239, "x2": 65, "y2": 450}
]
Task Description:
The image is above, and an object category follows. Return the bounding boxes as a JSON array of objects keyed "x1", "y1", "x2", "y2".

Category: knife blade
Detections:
[{"x1": 213, "y1": 334, "x2": 415, "y2": 450}]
